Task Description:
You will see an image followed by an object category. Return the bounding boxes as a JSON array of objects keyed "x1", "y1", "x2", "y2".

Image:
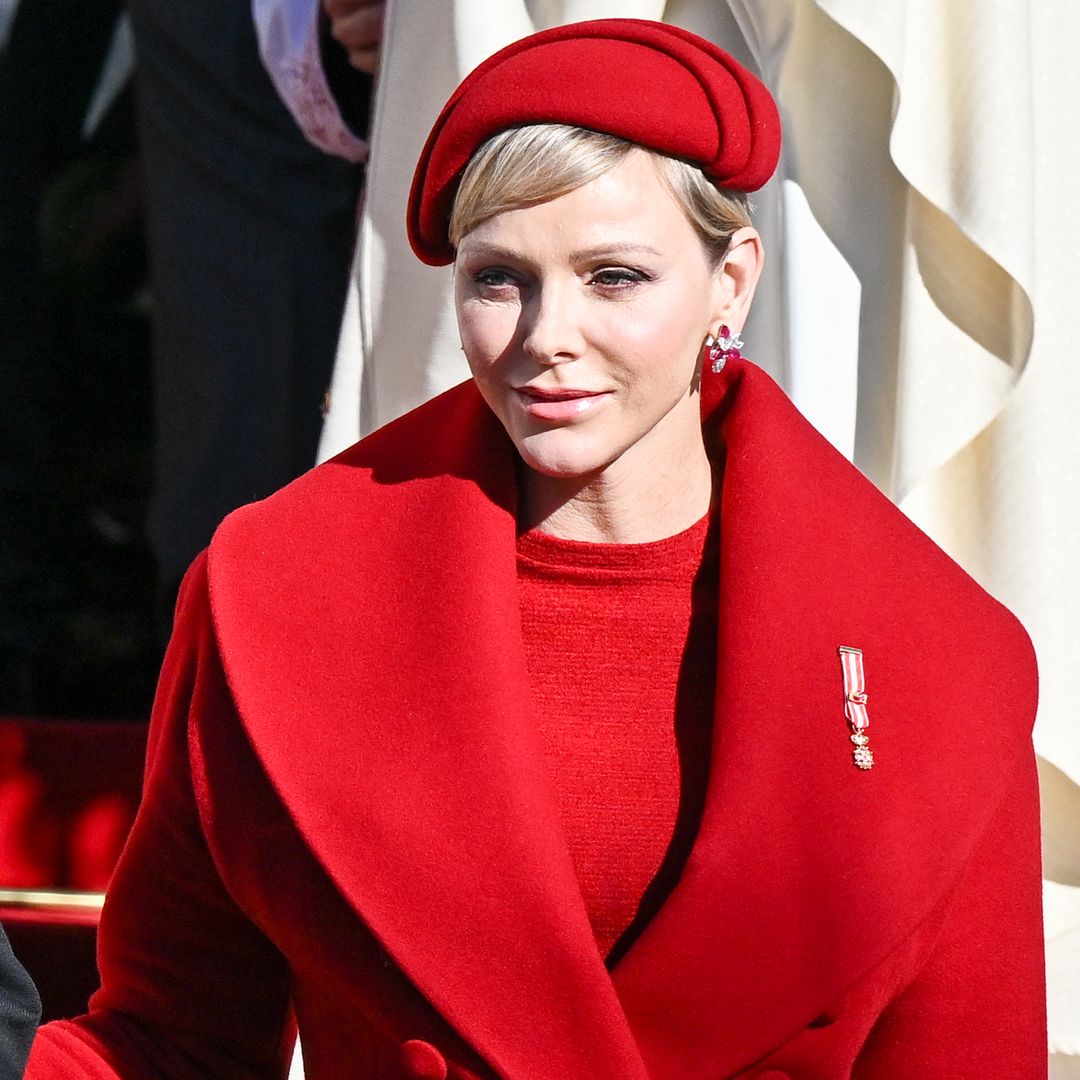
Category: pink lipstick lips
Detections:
[{"x1": 516, "y1": 385, "x2": 612, "y2": 420}]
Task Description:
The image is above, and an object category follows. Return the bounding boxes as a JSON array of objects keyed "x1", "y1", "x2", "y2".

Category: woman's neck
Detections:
[{"x1": 519, "y1": 431, "x2": 715, "y2": 544}]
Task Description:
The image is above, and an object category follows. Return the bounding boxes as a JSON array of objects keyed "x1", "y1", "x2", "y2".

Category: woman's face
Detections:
[{"x1": 454, "y1": 150, "x2": 727, "y2": 485}]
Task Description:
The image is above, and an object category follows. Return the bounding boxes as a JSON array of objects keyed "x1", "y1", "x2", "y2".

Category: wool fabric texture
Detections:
[
  {"x1": 406, "y1": 19, "x2": 782, "y2": 265},
  {"x1": 26, "y1": 361, "x2": 1045, "y2": 1078}
]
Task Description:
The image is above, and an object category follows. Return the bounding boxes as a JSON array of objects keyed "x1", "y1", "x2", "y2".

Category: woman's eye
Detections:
[
  {"x1": 589, "y1": 267, "x2": 648, "y2": 289},
  {"x1": 472, "y1": 268, "x2": 519, "y2": 291}
]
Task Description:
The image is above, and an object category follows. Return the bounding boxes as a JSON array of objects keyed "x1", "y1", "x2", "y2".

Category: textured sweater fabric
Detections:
[{"x1": 517, "y1": 514, "x2": 718, "y2": 961}]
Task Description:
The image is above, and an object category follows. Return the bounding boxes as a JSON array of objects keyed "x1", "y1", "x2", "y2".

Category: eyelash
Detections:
[
  {"x1": 589, "y1": 267, "x2": 648, "y2": 289},
  {"x1": 471, "y1": 267, "x2": 650, "y2": 294},
  {"x1": 472, "y1": 269, "x2": 518, "y2": 290}
]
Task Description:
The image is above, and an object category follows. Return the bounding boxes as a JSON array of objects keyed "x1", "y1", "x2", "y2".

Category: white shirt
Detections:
[{"x1": 251, "y1": 0, "x2": 368, "y2": 162}]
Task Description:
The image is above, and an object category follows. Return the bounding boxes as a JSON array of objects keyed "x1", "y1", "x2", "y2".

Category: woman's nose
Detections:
[{"x1": 520, "y1": 280, "x2": 585, "y2": 365}]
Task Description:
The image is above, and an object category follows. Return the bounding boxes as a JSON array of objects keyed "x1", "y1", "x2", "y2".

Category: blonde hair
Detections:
[{"x1": 448, "y1": 123, "x2": 751, "y2": 265}]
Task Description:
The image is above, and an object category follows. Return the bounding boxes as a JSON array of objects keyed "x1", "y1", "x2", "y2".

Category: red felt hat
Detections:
[{"x1": 407, "y1": 18, "x2": 781, "y2": 266}]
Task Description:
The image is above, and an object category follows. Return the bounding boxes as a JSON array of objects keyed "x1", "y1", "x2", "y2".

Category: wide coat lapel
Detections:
[
  {"x1": 209, "y1": 385, "x2": 649, "y2": 1079},
  {"x1": 610, "y1": 362, "x2": 1038, "y2": 1077},
  {"x1": 208, "y1": 360, "x2": 1036, "y2": 1079}
]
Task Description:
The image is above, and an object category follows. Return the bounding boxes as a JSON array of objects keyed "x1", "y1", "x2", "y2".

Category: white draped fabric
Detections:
[
  {"x1": 302, "y1": 0, "x2": 1078, "y2": 1067},
  {"x1": 764, "y1": 4, "x2": 1080, "y2": 1063}
]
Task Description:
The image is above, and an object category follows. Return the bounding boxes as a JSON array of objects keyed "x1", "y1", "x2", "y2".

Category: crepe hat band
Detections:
[{"x1": 407, "y1": 19, "x2": 781, "y2": 266}]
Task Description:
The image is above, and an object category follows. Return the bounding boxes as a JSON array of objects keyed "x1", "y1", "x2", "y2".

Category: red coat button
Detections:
[{"x1": 400, "y1": 1039, "x2": 448, "y2": 1080}]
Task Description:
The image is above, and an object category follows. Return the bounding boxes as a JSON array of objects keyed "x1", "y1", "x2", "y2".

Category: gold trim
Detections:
[{"x1": 0, "y1": 889, "x2": 105, "y2": 911}]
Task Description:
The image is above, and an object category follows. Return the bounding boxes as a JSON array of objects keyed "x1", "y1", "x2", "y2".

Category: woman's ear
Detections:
[{"x1": 710, "y1": 226, "x2": 764, "y2": 333}]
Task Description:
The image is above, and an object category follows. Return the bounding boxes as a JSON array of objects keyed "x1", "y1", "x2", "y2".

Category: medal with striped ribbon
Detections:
[{"x1": 839, "y1": 646, "x2": 873, "y2": 770}]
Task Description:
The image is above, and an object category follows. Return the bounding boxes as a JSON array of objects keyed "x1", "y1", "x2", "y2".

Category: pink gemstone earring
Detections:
[{"x1": 704, "y1": 325, "x2": 744, "y2": 373}]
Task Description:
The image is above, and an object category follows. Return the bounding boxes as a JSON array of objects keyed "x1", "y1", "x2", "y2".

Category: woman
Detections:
[{"x1": 28, "y1": 20, "x2": 1044, "y2": 1080}]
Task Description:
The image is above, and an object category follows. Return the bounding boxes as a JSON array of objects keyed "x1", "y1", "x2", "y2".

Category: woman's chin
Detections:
[{"x1": 514, "y1": 433, "x2": 613, "y2": 482}]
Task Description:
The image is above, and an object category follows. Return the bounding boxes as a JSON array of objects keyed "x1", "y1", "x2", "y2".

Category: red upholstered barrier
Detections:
[{"x1": 0, "y1": 718, "x2": 147, "y2": 1019}]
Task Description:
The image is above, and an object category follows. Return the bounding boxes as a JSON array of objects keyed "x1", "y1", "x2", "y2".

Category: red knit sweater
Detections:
[{"x1": 516, "y1": 513, "x2": 718, "y2": 961}]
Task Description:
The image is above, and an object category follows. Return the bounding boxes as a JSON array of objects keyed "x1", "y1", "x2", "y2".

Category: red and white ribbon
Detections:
[{"x1": 839, "y1": 646, "x2": 869, "y2": 731}]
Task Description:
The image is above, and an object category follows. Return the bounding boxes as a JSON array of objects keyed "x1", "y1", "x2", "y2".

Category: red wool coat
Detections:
[{"x1": 28, "y1": 359, "x2": 1045, "y2": 1079}]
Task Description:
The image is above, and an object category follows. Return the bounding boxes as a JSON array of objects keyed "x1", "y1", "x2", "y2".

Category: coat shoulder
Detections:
[
  {"x1": 218, "y1": 378, "x2": 487, "y2": 548},
  {"x1": 718, "y1": 360, "x2": 1038, "y2": 740}
]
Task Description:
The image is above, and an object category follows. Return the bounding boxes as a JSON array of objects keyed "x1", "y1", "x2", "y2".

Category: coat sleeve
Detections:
[
  {"x1": 26, "y1": 553, "x2": 295, "y2": 1079},
  {"x1": 854, "y1": 745, "x2": 1047, "y2": 1078}
]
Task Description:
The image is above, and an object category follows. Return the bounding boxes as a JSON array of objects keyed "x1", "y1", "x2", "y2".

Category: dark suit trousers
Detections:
[
  {"x1": 128, "y1": 0, "x2": 364, "y2": 612},
  {"x1": 0, "y1": 921, "x2": 40, "y2": 1078},
  {"x1": 0, "y1": 0, "x2": 124, "y2": 660}
]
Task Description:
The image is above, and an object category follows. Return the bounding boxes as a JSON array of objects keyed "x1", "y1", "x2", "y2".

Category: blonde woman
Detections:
[{"x1": 29, "y1": 21, "x2": 1044, "y2": 1079}]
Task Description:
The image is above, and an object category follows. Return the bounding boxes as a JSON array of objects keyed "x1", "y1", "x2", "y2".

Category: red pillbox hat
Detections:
[{"x1": 407, "y1": 18, "x2": 781, "y2": 266}]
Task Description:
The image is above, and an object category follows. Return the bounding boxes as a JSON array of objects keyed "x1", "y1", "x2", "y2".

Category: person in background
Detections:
[
  {"x1": 0, "y1": 0, "x2": 127, "y2": 709},
  {"x1": 129, "y1": 0, "x2": 373, "y2": 625}
]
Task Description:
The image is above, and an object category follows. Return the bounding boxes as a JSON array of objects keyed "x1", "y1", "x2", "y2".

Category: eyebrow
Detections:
[
  {"x1": 457, "y1": 240, "x2": 664, "y2": 263},
  {"x1": 568, "y1": 242, "x2": 664, "y2": 262}
]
